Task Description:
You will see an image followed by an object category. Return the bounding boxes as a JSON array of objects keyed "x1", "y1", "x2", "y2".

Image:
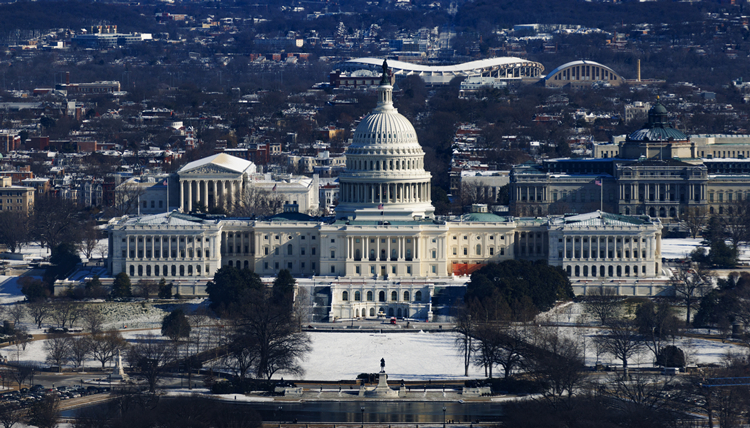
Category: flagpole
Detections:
[
  {"x1": 600, "y1": 177, "x2": 603, "y2": 212},
  {"x1": 166, "y1": 178, "x2": 169, "y2": 213}
]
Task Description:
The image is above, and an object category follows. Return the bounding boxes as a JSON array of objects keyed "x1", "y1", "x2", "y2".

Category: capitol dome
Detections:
[{"x1": 336, "y1": 60, "x2": 434, "y2": 221}]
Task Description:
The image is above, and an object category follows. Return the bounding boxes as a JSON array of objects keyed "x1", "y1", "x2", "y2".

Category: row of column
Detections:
[
  {"x1": 181, "y1": 179, "x2": 242, "y2": 212},
  {"x1": 619, "y1": 183, "x2": 705, "y2": 203},
  {"x1": 341, "y1": 182, "x2": 430, "y2": 204},
  {"x1": 346, "y1": 236, "x2": 421, "y2": 261},
  {"x1": 124, "y1": 234, "x2": 215, "y2": 260},
  {"x1": 516, "y1": 186, "x2": 547, "y2": 202},
  {"x1": 562, "y1": 235, "x2": 653, "y2": 261}
]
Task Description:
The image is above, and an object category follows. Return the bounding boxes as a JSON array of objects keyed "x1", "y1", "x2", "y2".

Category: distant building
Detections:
[
  {"x1": 0, "y1": 177, "x2": 34, "y2": 214},
  {"x1": 543, "y1": 60, "x2": 624, "y2": 88}
]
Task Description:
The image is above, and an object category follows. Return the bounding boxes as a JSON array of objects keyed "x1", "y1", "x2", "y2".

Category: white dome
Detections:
[{"x1": 350, "y1": 110, "x2": 422, "y2": 152}]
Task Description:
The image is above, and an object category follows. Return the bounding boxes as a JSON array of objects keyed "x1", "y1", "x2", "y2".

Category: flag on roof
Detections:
[
  {"x1": 163, "y1": 180, "x2": 168, "y2": 186},
  {"x1": 272, "y1": 184, "x2": 277, "y2": 191},
  {"x1": 378, "y1": 203, "x2": 383, "y2": 210},
  {"x1": 594, "y1": 179, "x2": 602, "y2": 186}
]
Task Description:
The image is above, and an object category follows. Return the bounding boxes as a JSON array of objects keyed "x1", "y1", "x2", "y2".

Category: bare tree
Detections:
[
  {"x1": 114, "y1": 182, "x2": 147, "y2": 216},
  {"x1": 0, "y1": 403, "x2": 23, "y2": 428},
  {"x1": 32, "y1": 195, "x2": 81, "y2": 252},
  {"x1": 526, "y1": 326, "x2": 586, "y2": 400},
  {"x1": 595, "y1": 320, "x2": 645, "y2": 378},
  {"x1": 50, "y1": 301, "x2": 81, "y2": 330},
  {"x1": 723, "y1": 199, "x2": 750, "y2": 250},
  {"x1": 583, "y1": 287, "x2": 621, "y2": 326},
  {"x1": 126, "y1": 333, "x2": 175, "y2": 393},
  {"x1": 9, "y1": 365, "x2": 32, "y2": 389},
  {"x1": 11, "y1": 327, "x2": 30, "y2": 362},
  {"x1": 292, "y1": 286, "x2": 312, "y2": 327},
  {"x1": 27, "y1": 302, "x2": 51, "y2": 329},
  {"x1": 44, "y1": 334, "x2": 72, "y2": 373},
  {"x1": 671, "y1": 265, "x2": 711, "y2": 327},
  {"x1": 453, "y1": 305, "x2": 474, "y2": 377},
  {"x1": 232, "y1": 288, "x2": 311, "y2": 379},
  {"x1": 6, "y1": 305, "x2": 24, "y2": 325},
  {"x1": 89, "y1": 330, "x2": 127, "y2": 368},
  {"x1": 26, "y1": 392, "x2": 60, "y2": 428},
  {"x1": 231, "y1": 185, "x2": 284, "y2": 217},
  {"x1": 80, "y1": 307, "x2": 105, "y2": 334},
  {"x1": 80, "y1": 220, "x2": 100, "y2": 260},
  {"x1": 69, "y1": 337, "x2": 91, "y2": 371},
  {"x1": 684, "y1": 207, "x2": 707, "y2": 239},
  {"x1": 471, "y1": 322, "x2": 505, "y2": 379},
  {"x1": 0, "y1": 212, "x2": 30, "y2": 253}
]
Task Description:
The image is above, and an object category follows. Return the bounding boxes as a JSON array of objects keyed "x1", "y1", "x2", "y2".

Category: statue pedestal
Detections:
[
  {"x1": 363, "y1": 371, "x2": 398, "y2": 398},
  {"x1": 110, "y1": 350, "x2": 129, "y2": 381}
]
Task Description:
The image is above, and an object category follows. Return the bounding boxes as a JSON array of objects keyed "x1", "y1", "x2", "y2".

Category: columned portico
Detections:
[{"x1": 177, "y1": 153, "x2": 256, "y2": 214}]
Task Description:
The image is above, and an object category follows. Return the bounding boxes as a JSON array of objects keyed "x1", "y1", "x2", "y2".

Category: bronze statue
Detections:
[{"x1": 380, "y1": 358, "x2": 386, "y2": 371}]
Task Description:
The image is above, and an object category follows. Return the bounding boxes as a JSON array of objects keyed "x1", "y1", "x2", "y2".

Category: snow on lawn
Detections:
[
  {"x1": 295, "y1": 331, "x2": 485, "y2": 381},
  {"x1": 661, "y1": 238, "x2": 704, "y2": 259},
  {"x1": 0, "y1": 275, "x2": 29, "y2": 304}
]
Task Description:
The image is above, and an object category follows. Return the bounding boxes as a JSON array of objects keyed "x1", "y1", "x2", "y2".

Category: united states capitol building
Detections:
[{"x1": 105, "y1": 62, "x2": 667, "y2": 317}]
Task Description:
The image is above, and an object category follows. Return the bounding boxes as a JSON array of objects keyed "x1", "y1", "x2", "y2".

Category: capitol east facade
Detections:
[{"x1": 105, "y1": 61, "x2": 666, "y2": 315}]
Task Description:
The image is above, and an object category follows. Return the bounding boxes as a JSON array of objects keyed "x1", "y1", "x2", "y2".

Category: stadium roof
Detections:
[{"x1": 345, "y1": 57, "x2": 543, "y2": 74}]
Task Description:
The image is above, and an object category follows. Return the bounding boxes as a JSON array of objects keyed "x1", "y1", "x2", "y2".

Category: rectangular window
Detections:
[
  {"x1": 288, "y1": 262, "x2": 293, "y2": 269},
  {"x1": 275, "y1": 262, "x2": 279, "y2": 269},
  {"x1": 489, "y1": 248, "x2": 494, "y2": 255},
  {"x1": 264, "y1": 262, "x2": 268, "y2": 269},
  {"x1": 312, "y1": 247, "x2": 316, "y2": 255},
  {"x1": 331, "y1": 250, "x2": 335, "y2": 258},
  {"x1": 301, "y1": 248, "x2": 306, "y2": 255},
  {"x1": 356, "y1": 266, "x2": 361, "y2": 274},
  {"x1": 370, "y1": 265, "x2": 376, "y2": 274},
  {"x1": 431, "y1": 265, "x2": 436, "y2": 273},
  {"x1": 432, "y1": 250, "x2": 436, "y2": 259},
  {"x1": 406, "y1": 266, "x2": 412, "y2": 274},
  {"x1": 264, "y1": 247, "x2": 269, "y2": 255}
]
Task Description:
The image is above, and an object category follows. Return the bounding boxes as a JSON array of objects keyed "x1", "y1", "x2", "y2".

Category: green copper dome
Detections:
[{"x1": 627, "y1": 101, "x2": 687, "y2": 142}]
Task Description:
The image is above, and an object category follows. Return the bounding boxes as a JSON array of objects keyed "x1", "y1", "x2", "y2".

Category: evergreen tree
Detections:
[
  {"x1": 158, "y1": 278, "x2": 172, "y2": 299},
  {"x1": 272, "y1": 269, "x2": 296, "y2": 306},
  {"x1": 161, "y1": 309, "x2": 191, "y2": 341},
  {"x1": 206, "y1": 266, "x2": 263, "y2": 316},
  {"x1": 111, "y1": 272, "x2": 132, "y2": 299}
]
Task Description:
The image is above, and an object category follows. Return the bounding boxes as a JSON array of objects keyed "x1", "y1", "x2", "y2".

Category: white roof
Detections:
[
  {"x1": 345, "y1": 57, "x2": 543, "y2": 75},
  {"x1": 178, "y1": 153, "x2": 255, "y2": 174},
  {"x1": 544, "y1": 60, "x2": 620, "y2": 80}
]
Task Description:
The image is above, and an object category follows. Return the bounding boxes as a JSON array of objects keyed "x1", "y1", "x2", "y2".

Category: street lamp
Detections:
[
  {"x1": 443, "y1": 406, "x2": 447, "y2": 428},
  {"x1": 361, "y1": 406, "x2": 365, "y2": 428}
]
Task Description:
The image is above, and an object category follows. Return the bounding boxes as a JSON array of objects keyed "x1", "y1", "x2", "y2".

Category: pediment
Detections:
[{"x1": 180, "y1": 164, "x2": 239, "y2": 176}]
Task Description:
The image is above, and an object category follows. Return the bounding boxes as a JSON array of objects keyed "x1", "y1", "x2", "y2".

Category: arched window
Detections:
[
  {"x1": 649, "y1": 207, "x2": 656, "y2": 217},
  {"x1": 146, "y1": 265, "x2": 151, "y2": 276},
  {"x1": 378, "y1": 291, "x2": 385, "y2": 302},
  {"x1": 130, "y1": 265, "x2": 135, "y2": 276},
  {"x1": 355, "y1": 249, "x2": 361, "y2": 260},
  {"x1": 179, "y1": 265, "x2": 185, "y2": 276},
  {"x1": 138, "y1": 265, "x2": 143, "y2": 276},
  {"x1": 370, "y1": 249, "x2": 376, "y2": 260},
  {"x1": 355, "y1": 309, "x2": 359, "y2": 318},
  {"x1": 342, "y1": 291, "x2": 349, "y2": 301},
  {"x1": 388, "y1": 308, "x2": 394, "y2": 317},
  {"x1": 391, "y1": 249, "x2": 397, "y2": 260},
  {"x1": 367, "y1": 291, "x2": 373, "y2": 301},
  {"x1": 659, "y1": 207, "x2": 666, "y2": 217},
  {"x1": 403, "y1": 291, "x2": 410, "y2": 301},
  {"x1": 391, "y1": 291, "x2": 398, "y2": 301},
  {"x1": 669, "y1": 207, "x2": 676, "y2": 217},
  {"x1": 397, "y1": 308, "x2": 402, "y2": 317},
  {"x1": 171, "y1": 265, "x2": 177, "y2": 276},
  {"x1": 369, "y1": 308, "x2": 375, "y2": 317},
  {"x1": 574, "y1": 265, "x2": 580, "y2": 277},
  {"x1": 354, "y1": 291, "x2": 361, "y2": 301},
  {"x1": 163, "y1": 265, "x2": 168, "y2": 277},
  {"x1": 188, "y1": 265, "x2": 193, "y2": 276},
  {"x1": 287, "y1": 244, "x2": 293, "y2": 255},
  {"x1": 406, "y1": 249, "x2": 412, "y2": 260},
  {"x1": 415, "y1": 291, "x2": 422, "y2": 301}
]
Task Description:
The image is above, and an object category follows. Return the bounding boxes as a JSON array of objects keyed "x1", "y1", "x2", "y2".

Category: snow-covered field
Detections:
[
  {"x1": 661, "y1": 238, "x2": 703, "y2": 259},
  {"x1": 298, "y1": 331, "x2": 486, "y2": 381}
]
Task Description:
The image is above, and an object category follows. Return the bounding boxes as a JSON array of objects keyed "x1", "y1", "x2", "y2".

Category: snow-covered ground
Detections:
[
  {"x1": 661, "y1": 238, "x2": 704, "y2": 259},
  {"x1": 297, "y1": 331, "x2": 486, "y2": 381}
]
